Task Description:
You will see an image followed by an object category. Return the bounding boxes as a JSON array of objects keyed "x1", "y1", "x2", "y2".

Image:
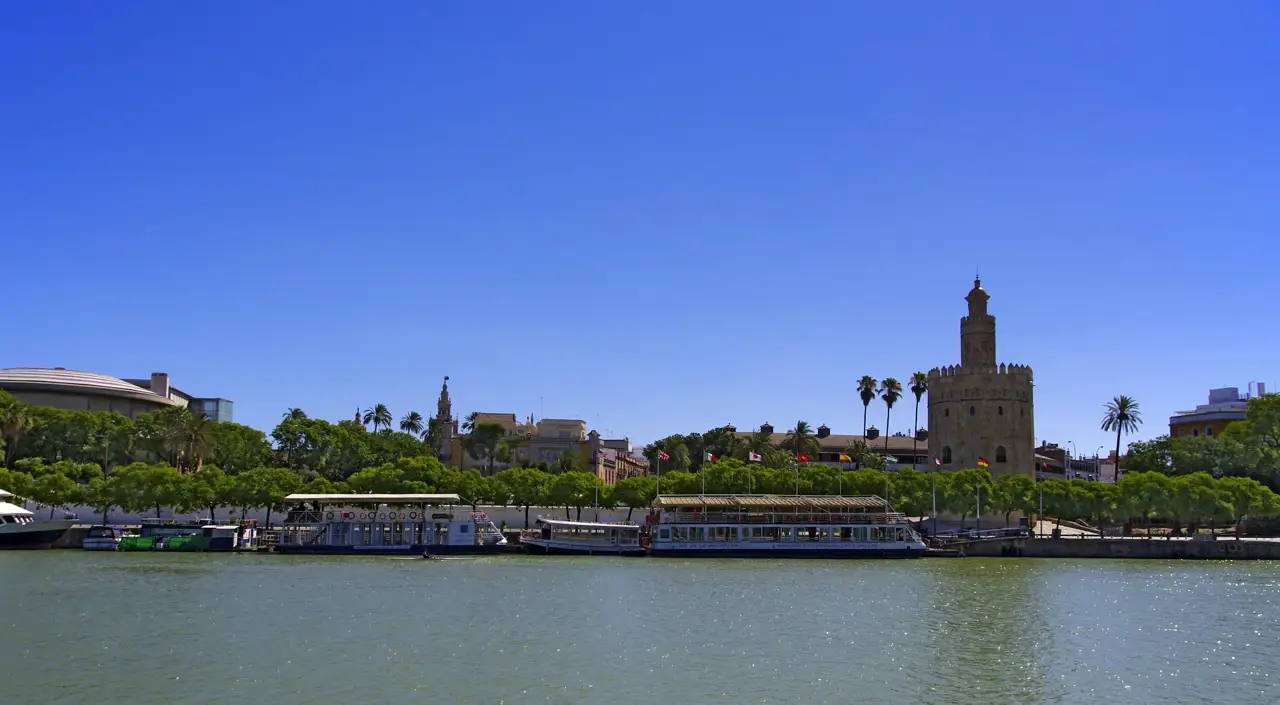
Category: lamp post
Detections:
[{"x1": 915, "y1": 428, "x2": 934, "y2": 534}]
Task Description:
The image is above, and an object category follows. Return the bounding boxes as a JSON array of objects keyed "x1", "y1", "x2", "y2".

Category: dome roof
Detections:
[{"x1": 0, "y1": 368, "x2": 176, "y2": 405}]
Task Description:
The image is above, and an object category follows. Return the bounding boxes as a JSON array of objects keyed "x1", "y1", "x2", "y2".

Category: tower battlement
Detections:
[{"x1": 927, "y1": 363, "x2": 1034, "y2": 379}]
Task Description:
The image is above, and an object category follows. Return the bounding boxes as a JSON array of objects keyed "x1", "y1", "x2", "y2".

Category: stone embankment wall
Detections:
[{"x1": 959, "y1": 537, "x2": 1280, "y2": 560}]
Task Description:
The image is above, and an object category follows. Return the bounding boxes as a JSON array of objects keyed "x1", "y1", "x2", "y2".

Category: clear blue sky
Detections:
[{"x1": 3, "y1": 2, "x2": 1277, "y2": 456}]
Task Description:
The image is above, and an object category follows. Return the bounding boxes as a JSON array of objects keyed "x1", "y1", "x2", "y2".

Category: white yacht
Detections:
[
  {"x1": 520, "y1": 517, "x2": 645, "y2": 556},
  {"x1": 647, "y1": 494, "x2": 926, "y2": 558},
  {"x1": 0, "y1": 490, "x2": 74, "y2": 550}
]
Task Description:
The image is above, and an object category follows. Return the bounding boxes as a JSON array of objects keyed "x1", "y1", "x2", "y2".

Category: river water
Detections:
[{"x1": 1, "y1": 553, "x2": 1276, "y2": 704}]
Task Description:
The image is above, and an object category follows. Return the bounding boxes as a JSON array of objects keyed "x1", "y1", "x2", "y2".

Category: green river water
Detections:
[{"x1": 1, "y1": 552, "x2": 1276, "y2": 704}]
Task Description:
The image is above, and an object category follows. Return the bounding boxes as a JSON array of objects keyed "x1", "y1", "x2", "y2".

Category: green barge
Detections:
[{"x1": 118, "y1": 518, "x2": 259, "y2": 552}]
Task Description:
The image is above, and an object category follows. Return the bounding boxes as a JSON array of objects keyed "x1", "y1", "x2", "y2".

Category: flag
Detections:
[
  {"x1": 838, "y1": 453, "x2": 852, "y2": 462},
  {"x1": 705, "y1": 452, "x2": 716, "y2": 462},
  {"x1": 798, "y1": 454, "x2": 811, "y2": 463},
  {"x1": 658, "y1": 450, "x2": 670, "y2": 461},
  {"x1": 748, "y1": 452, "x2": 762, "y2": 462},
  {"x1": 934, "y1": 456, "x2": 942, "y2": 467},
  {"x1": 977, "y1": 457, "x2": 990, "y2": 468}
]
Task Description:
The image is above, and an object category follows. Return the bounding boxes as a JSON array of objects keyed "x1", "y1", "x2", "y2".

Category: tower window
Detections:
[
  {"x1": 998, "y1": 406, "x2": 1003, "y2": 415},
  {"x1": 1193, "y1": 429, "x2": 1199, "y2": 437},
  {"x1": 969, "y1": 406, "x2": 975, "y2": 417},
  {"x1": 944, "y1": 408, "x2": 950, "y2": 417},
  {"x1": 942, "y1": 446, "x2": 952, "y2": 464},
  {"x1": 1021, "y1": 407, "x2": 1024, "y2": 418},
  {"x1": 996, "y1": 446, "x2": 1007, "y2": 463},
  {"x1": 1206, "y1": 427, "x2": 1213, "y2": 436}
]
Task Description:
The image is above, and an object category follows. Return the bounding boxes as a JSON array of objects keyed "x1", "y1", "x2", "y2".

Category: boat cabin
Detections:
[
  {"x1": 531, "y1": 518, "x2": 641, "y2": 546},
  {"x1": 650, "y1": 494, "x2": 917, "y2": 544}
]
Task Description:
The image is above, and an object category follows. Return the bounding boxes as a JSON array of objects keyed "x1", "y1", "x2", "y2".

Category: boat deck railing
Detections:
[{"x1": 665, "y1": 511, "x2": 909, "y2": 525}]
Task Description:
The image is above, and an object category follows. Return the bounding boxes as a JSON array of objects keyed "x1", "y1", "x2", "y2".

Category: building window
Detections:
[
  {"x1": 998, "y1": 406, "x2": 1003, "y2": 415},
  {"x1": 1193, "y1": 429, "x2": 1199, "y2": 437},
  {"x1": 996, "y1": 446, "x2": 1007, "y2": 463},
  {"x1": 969, "y1": 406, "x2": 975, "y2": 417},
  {"x1": 944, "y1": 408, "x2": 949, "y2": 417},
  {"x1": 1021, "y1": 407, "x2": 1024, "y2": 418},
  {"x1": 942, "y1": 446, "x2": 952, "y2": 464},
  {"x1": 1206, "y1": 427, "x2": 1213, "y2": 436}
]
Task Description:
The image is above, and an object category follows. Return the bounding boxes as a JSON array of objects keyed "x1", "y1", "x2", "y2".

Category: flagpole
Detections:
[
  {"x1": 976, "y1": 486, "x2": 981, "y2": 531},
  {"x1": 931, "y1": 469, "x2": 937, "y2": 535},
  {"x1": 655, "y1": 455, "x2": 661, "y2": 498}
]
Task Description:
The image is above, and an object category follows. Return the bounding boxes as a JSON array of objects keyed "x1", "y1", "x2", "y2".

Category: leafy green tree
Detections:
[
  {"x1": 399, "y1": 411, "x2": 425, "y2": 436},
  {"x1": 1124, "y1": 436, "x2": 1172, "y2": 473},
  {"x1": 192, "y1": 465, "x2": 235, "y2": 522},
  {"x1": 990, "y1": 474, "x2": 1036, "y2": 527},
  {"x1": 1101, "y1": 395, "x2": 1142, "y2": 477},
  {"x1": 233, "y1": 467, "x2": 302, "y2": 527},
  {"x1": 496, "y1": 466, "x2": 552, "y2": 528},
  {"x1": 612, "y1": 475, "x2": 657, "y2": 521},
  {"x1": 0, "y1": 468, "x2": 36, "y2": 501},
  {"x1": 363, "y1": 404, "x2": 393, "y2": 433},
  {"x1": 551, "y1": 448, "x2": 585, "y2": 475},
  {"x1": 887, "y1": 467, "x2": 933, "y2": 517},
  {"x1": 210, "y1": 423, "x2": 273, "y2": 475},
  {"x1": 463, "y1": 422, "x2": 506, "y2": 475},
  {"x1": 550, "y1": 471, "x2": 602, "y2": 521},
  {"x1": 946, "y1": 468, "x2": 995, "y2": 528},
  {"x1": 31, "y1": 471, "x2": 81, "y2": 519}
]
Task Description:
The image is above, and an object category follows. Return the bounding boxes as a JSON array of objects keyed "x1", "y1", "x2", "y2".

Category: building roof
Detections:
[
  {"x1": 284, "y1": 493, "x2": 462, "y2": 504},
  {"x1": 734, "y1": 432, "x2": 925, "y2": 453},
  {"x1": 0, "y1": 367, "x2": 177, "y2": 405},
  {"x1": 654, "y1": 494, "x2": 886, "y2": 509},
  {"x1": 0, "y1": 501, "x2": 33, "y2": 517}
]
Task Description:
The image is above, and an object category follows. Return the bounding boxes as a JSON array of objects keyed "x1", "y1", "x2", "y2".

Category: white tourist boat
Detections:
[
  {"x1": 0, "y1": 490, "x2": 74, "y2": 550},
  {"x1": 520, "y1": 517, "x2": 645, "y2": 556},
  {"x1": 277, "y1": 493, "x2": 507, "y2": 556},
  {"x1": 647, "y1": 494, "x2": 926, "y2": 558}
]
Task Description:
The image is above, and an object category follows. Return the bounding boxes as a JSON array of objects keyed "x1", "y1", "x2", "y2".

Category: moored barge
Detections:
[
  {"x1": 520, "y1": 517, "x2": 645, "y2": 556},
  {"x1": 647, "y1": 494, "x2": 926, "y2": 558},
  {"x1": 277, "y1": 493, "x2": 506, "y2": 556}
]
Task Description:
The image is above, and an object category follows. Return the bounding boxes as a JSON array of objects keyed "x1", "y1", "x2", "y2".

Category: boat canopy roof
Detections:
[
  {"x1": 654, "y1": 494, "x2": 886, "y2": 509},
  {"x1": 536, "y1": 517, "x2": 638, "y2": 529},
  {"x1": 0, "y1": 489, "x2": 11, "y2": 498},
  {"x1": 285, "y1": 493, "x2": 462, "y2": 504},
  {"x1": 0, "y1": 501, "x2": 33, "y2": 516}
]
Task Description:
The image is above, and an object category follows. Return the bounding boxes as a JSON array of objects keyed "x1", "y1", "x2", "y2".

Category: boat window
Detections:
[
  {"x1": 777, "y1": 527, "x2": 792, "y2": 541},
  {"x1": 659, "y1": 529, "x2": 670, "y2": 540}
]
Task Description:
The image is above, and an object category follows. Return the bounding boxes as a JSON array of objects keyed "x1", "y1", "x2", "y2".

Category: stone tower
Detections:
[
  {"x1": 926, "y1": 279, "x2": 1034, "y2": 478},
  {"x1": 435, "y1": 376, "x2": 457, "y2": 462}
]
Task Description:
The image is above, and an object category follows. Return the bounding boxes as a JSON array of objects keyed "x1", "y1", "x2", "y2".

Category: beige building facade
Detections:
[{"x1": 926, "y1": 280, "x2": 1035, "y2": 478}]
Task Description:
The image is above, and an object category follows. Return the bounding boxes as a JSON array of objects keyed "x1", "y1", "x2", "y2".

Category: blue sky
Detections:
[{"x1": 3, "y1": 2, "x2": 1277, "y2": 456}]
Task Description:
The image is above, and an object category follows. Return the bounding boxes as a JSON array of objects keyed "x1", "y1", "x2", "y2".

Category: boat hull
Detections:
[
  {"x1": 277, "y1": 543, "x2": 507, "y2": 556},
  {"x1": 522, "y1": 540, "x2": 646, "y2": 556},
  {"x1": 650, "y1": 547, "x2": 924, "y2": 558},
  {"x1": 0, "y1": 522, "x2": 73, "y2": 550},
  {"x1": 82, "y1": 539, "x2": 122, "y2": 551}
]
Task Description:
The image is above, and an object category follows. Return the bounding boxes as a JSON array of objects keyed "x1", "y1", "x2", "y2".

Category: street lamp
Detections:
[{"x1": 915, "y1": 428, "x2": 936, "y2": 534}]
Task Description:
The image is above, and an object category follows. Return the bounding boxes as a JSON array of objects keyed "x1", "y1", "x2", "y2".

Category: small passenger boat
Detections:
[
  {"x1": 647, "y1": 494, "x2": 926, "y2": 558},
  {"x1": 520, "y1": 517, "x2": 645, "y2": 556},
  {"x1": 277, "y1": 493, "x2": 507, "y2": 556},
  {"x1": 118, "y1": 518, "x2": 257, "y2": 552},
  {"x1": 0, "y1": 490, "x2": 74, "y2": 550},
  {"x1": 82, "y1": 526, "x2": 124, "y2": 551}
]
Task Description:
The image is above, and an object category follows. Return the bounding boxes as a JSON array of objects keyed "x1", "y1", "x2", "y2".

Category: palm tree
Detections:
[
  {"x1": 909, "y1": 372, "x2": 929, "y2": 469},
  {"x1": 1101, "y1": 396, "x2": 1142, "y2": 479},
  {"x1": 857, "y1": 376, "x2": 879, "y2": 436},
  {"x1": 782, "y1": 421, "x2": 821, "y2": 460},
  {"x1": 363, "y1": 404, "x2": 392, "y2": 433},
  {"x1": 880, "y1": 378, "x2": 903, "y2": 461},
  {"x1": 0, "y1": 402, "x2": 35, "y2": 468},
  {"x1": 747, "y1": 428, "x2": 776, "y2": 455},
  {"x1": 179, "y1": 414, "x2": 216, "y2": 473},
  {"x1": 282, "y1": 408, "x2": 308, "y2": 421},
  {"x1": 423, "y1": 417, "x2": 444, "y2": 456},
  {"x1": 461, "y1": 411, "x2": 480, "y2": 433},
  {"x1": 400, "y1": 410, "x2": 424, "y2": 436}
]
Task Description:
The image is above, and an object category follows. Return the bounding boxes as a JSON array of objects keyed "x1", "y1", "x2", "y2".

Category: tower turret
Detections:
[{"x1": 961, "y1": 278, "x2": 996, "y2": 370}]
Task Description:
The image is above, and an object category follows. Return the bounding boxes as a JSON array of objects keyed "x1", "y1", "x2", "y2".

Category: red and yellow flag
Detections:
[
  {"x1": 838, "y1": 453, "x2": 852, "y2": 462},
  {"x1": 976, "y1": 457, "x2": 990, "y2": 468}
]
